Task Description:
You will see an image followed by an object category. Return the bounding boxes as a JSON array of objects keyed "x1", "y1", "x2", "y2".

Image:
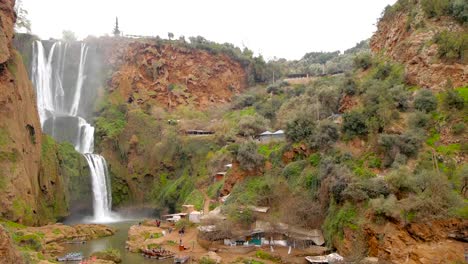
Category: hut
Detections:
[{"x1": 258, "y1": 130, "x2": 285, "y2": 143}]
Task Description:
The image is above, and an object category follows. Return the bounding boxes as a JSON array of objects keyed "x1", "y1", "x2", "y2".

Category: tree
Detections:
[
  {"x1": 14, "y1": 0, "x2": 31, "y2": 33},
  {"x1": 414, "y1": 89, "x2": 437, "y2": 113},
  {"x1": 237, "y1": 114, "x2": 269, "y2": 138},
  {"x1": 285, "y1": 114, "x2": 316, "y2": 143},
  {"x1": 62, "y1": 30, "x2": 77, "y2": 42},
  {"x1": 113, "y1": 17, "x2": 121, "y2": 37},
  {"x1": 342, "y1": 111, "x2": 368, "y2": 137},
  {"x1": 168, "y1": 32, "x2": 174, "y2": 40},
  {"x1": 237, "y1": 141, "x2": 264, "y2": 171}
]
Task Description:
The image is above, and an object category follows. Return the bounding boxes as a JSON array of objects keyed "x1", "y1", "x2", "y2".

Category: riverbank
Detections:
[{"x1": 126, "y1": 221, "x2": 325, "y2": 264}]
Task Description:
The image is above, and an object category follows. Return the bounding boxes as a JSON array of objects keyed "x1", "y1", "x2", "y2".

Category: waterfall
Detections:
[
  {"x1": 31, "y1": 40, "x2": 116, "y2": 222},
  {"x1": 84, "y1": 154, "x2": 113, "y2": 220},
  {"x1": 69, "y1": 43, "x2": 89, "y2": 116}
]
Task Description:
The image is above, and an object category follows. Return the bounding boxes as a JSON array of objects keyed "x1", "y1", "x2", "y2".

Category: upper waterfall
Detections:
[{"x1": 31, "y1": 40, "x2": 116, "y2": 222}]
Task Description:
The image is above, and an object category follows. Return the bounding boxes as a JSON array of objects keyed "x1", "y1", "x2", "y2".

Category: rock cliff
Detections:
[
  {"x1": 371, "y1": 1, "x2": 466, "y2": 90},
  {"x1": 0, "y1": 0, "x2": 68, "y2": 225},
  {"x1": 101, "y1": 38, "x2": 248, "y2": 109}
]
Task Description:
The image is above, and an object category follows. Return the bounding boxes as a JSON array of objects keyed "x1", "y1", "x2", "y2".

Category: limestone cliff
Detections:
[
  {"x1": 371, "y1": 0, "x2": 467, "y2": 90},
  {"x1": 0, "y1": 0, "x2": 68, "y2": 225},
  {"x1": 99, "y1": 38, "x2": 248, "y2": 109}
]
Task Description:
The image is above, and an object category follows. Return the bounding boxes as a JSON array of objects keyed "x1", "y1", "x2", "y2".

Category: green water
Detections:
[{"x1": 62, "y1": 220, "x2": 172, "y2": 264}]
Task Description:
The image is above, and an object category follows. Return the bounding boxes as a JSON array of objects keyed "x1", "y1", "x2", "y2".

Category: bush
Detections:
[
  {"x1": 282, "y1": 160, "x2": 307, "y2": 180},
  {"x1": 342, "y1": 111, "x2": 368, "y2": 137},
  {"x1": 237, "y1": 114, "x2": 269, "y2": 138},
  {"x1": 237, "y1": 141, "x2": 265, "y2": 170},
  {"x1": 452, "y1": 123, "x2": 465, "y2": 135},
  {"x1": 233, "y1": 94, "x2": 257, "y2": 109},
  {"x1": 433, "y1": 31, "x2": 467, "y2": 62},
  {"x1": 310, "y1": 121, "x2": 339, "y2": 149},
  {"x1": 444, "y1": 89, "x2": 465, "y2": 109},
  {"x1": 353, "y1": 53, "x2": 372, "y2": 70},
  {"x1": 378, "y1": 132, "x2": 422, "y2": 167},
  {"x1": 450, "y1": 0, "x2": 467, "y2": 23},
  {"x1": 408, "y1": 111, "x2": 430, "y2": 130},
  {"x1": 414, "y1": 89, "x2": 437, "y2": 113},
  {"x1": 421, "y1": 0, "x2": 451, "y2": 18},
  {"x1": 285, "y1": 114, "x2": 316, "y2": 143}
]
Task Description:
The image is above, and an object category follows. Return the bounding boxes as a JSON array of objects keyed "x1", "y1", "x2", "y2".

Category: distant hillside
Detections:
[{"x1": 371, "y1": 0, "x2": 467, "y2": 89}]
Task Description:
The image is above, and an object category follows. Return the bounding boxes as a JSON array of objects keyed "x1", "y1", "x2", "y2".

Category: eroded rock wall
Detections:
[
  {"x1": 0, "y1": 0, "x2": 69, "y2": 225},
  {"x1": 370, "y1": 4, "x2": 466, "y2": 90}
]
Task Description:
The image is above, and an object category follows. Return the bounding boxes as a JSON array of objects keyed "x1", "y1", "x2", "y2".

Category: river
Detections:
[{"x1": 62, "y1": 220, "x2": 172, "y2": 264}]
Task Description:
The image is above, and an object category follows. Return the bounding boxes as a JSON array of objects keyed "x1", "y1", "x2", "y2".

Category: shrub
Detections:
[
  {"x1": 408, "y1": 111, "x2": 430, "y2": 129},
  {"x1": 342, "y1": 111, "x2": 368, "y2": 137},
  {"x1": 282, "y1": 160, "x2": 307, "y2": 180},
  {"x1": 353, "y1": 53, "x2": 372, "y2": 70},
  {"x1": 341, "y1": 77, "x2": 357, "y2": 95},
  {"x1": 414, "y1": 89, "x2": 437, "y2": 112},
  {"x1": 450, "y1": 0, "x2": 467, "y2": 23},
  {"x1": 444, "y1": 89, "x2": 465, "y2": 109},
  {"x1": 285, "y1": 114, "x2": 316, "y2": 143},
  {"x1": 233, "y1": 94, "x2": 257, "y2": 109},
  {"x1": 379, "y1": 132, "x2": 422, "y2": 167},
  {"x1": 310, "y1": 121, "x2": 339, "y2": 149},
  {"x1": 237, "y1": 141, "x2": 265, "y2": 170},
  {"x1": 323, "y1": 202, "x2": 358, "y2": 243},
  {"x1": 421, "y1": 0, "x2": 451, "y2": 18},
  {"x1": 433, "y1": 31, "x2": 467, "y2": 62},
  {"x1": 237, "y1": 114, "x2": 269, "y2": 138},
  {"x1": 452, "y1": 123, "x2": 465, "y2": 135}
]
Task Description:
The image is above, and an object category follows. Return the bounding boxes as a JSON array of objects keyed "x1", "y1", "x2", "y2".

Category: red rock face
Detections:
[
  {"x1": 103, "y1": 40, "x2": 248, "y2": 110},
  {"x1": 0, "y1": 0, "x2": 16, "y2": 64},
  {"x1": 0, "y1": 226, "x2": 23, "y2": 264},
  {"x1": 371, "y1": 10, "x2": 467, "y2": 90},
  {"x1": 338, "y1": 219, "x2": 468, "y2": 263}
]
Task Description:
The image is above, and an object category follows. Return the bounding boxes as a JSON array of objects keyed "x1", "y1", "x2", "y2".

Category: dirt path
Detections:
[{"x1": 201, "y1": 189, "x2": 210, "y2": 214}]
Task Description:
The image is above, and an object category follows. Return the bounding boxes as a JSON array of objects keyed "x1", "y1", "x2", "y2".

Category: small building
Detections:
[
  {"x1": 258, "y1": 130, "x2": 285, "y2": 143},
  {"x1": 162, "y1": 213, "x2": 188, "y2": 223},
  {"x1": 225, "y1": 163, "x2": 233, "y2": 169},
  {"x1": 188, "y1": 211, "x2": 202, "y2": 223}
]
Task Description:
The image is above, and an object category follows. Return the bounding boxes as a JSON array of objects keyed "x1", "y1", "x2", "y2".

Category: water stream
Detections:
[
  {"x1": 32, "y1": 40, "x2": 116, "y2": 223},
  {"x1": 62, "y1": 221, "x2": 172, "y2": 264}
]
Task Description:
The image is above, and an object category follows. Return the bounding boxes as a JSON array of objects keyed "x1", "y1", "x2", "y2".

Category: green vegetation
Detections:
[
  {"x1": 433, "y1": 31, "x2": 467, "y2": 62},
  {"x1": 255, "y1": 251, "x2": 281, "y2": 262}
]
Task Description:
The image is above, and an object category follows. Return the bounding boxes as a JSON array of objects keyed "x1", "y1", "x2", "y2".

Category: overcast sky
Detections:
[{"x1": 22, "y1": 0, "x2": 397, "y2": 60}]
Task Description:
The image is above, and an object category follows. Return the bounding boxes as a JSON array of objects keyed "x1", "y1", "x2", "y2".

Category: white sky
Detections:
[{"x1": 23, "y1": 0, "x2": 397, "y2": 60}]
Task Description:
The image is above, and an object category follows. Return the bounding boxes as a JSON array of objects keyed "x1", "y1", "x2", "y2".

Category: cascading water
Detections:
[{"x1": 32, "y1": 40, "x2": 116, "y2": 222}]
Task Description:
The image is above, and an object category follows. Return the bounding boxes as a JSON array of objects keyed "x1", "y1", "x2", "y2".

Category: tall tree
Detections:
[{"x1": 113, "y1": 17, "x2": 121, "y2": 37}]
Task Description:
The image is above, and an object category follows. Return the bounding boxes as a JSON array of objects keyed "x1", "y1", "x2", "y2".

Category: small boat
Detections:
[
  {"x1": 141, "y1": 248, "x2": 175, "y2": 260},
  {"x1": 57, "y1": 252, "x2": 84, "y2": 262},
  {"x1": 174, "y1": 255, "x2": 190, "y2": 264}
]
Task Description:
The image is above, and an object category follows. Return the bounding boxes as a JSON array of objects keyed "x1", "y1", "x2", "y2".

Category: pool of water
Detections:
[{"x1": 62, "y1": 220, "x2": 172, "y2": 264}]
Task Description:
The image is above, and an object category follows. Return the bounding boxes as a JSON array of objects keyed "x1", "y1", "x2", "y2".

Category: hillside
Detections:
[
  {"x1": 371, "y1": 0, "x2": 467, "y2": 89},
  {"x1": 1, "y1": 0, "x2": 467, "y2": 263}
]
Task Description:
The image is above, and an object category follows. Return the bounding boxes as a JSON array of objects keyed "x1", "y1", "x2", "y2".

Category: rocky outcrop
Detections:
[
  {"x1": 0, "y1": 226, "x2": 24, "y2": 264},
  {"x1": 0, "y1": 0, "x2": 70, "y2": 225},
  {"x1": 101, "y1": 39, "x2": 248, "y2": 109},
  {"x1": 370, "y1": 4, "x2": 466, "y2": 90},
  {"x1": 338, "y1": 219, "x2": 468, "y2": 263}
]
